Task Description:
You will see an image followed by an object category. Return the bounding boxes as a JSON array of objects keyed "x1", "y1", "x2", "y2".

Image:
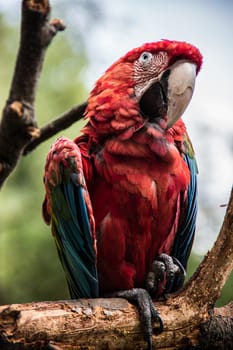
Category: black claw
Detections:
[
  {"x1": 146, "y1": 260, "x2": 165, "y2": 295},
  {"x1": 158, "y1": 253, "x2": 178, "y2": 293},
  {"x1": 147, "y1": 336, "x2": 153, "y2": 350},
  {"x1": 151, "y1": 305, "x2": 164, "y2": 333},
  {"x1": 106, "y1": 288, "x2": 163, "y2": 349},
  {"x1": 146, "y1": 253, "x2": 187, "y2": 297},
  {"x1": 159, "y1": 254, "x2": 186, "y2": 293}
]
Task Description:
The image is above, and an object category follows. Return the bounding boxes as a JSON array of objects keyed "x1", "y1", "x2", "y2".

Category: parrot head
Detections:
[{"x1": 84, "y1": 40, "x2": 202, "y2": 140}]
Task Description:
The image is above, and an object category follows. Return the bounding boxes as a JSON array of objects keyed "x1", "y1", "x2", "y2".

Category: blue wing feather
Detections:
[
  {"x1": 50, "y1": 165, "x2": 99, "y2": 299},
  {"x1": 171, "y1": 153, "x2": 198, "y2": 269}
]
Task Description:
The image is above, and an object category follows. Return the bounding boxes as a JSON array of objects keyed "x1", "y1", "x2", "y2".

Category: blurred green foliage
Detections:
[
  {"x1": 0, "y1": 11, "x2": 232, "y2": 307},
  {"x1": 0, "y1": 13, "x2": 87, "y2": 304}
]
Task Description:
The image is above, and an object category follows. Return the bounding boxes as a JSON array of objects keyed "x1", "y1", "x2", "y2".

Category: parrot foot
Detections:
[
  {"x1": 146, "y1": 253, "x2": 186, "y2": 297},
  {"x1": 106, "y1": 288, "x2": 163, "y2": 350}
]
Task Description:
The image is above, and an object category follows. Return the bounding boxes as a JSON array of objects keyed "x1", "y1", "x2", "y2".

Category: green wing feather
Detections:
[{"x1": 44, "y1": 138, "x2": 99, "y2": 298}]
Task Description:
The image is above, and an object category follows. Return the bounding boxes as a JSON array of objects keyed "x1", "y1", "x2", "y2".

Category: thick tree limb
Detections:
[
  {"x1": 23, "y1": 102, "x2": 87, "y2": 155},
  {"x1": 0, "y1": 189, "x2": 232, "y2": 349},
  {"x1": 0, "y1": 298, "x2": 232, "y2": 349},
  {"x1": 0, "y1": 0, "x2": 65, "y2": 187},
  {"x1": 177, "y1": 186, "x2": 233, "y2": 311}
]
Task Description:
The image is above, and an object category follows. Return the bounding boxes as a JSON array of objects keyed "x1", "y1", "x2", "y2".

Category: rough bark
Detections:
[
  {"x1": 23, "y1": 102, "x2": 87, "y2": 155},
  {"x1": 0, "y1": 0, "x2": 65, "y2": 187},
  {"x1": 0, "y1": 297, "x2": 232, "y2": 349},
  {"x1": 0, "y1": 189, "x2": 232, "y2": 349}
]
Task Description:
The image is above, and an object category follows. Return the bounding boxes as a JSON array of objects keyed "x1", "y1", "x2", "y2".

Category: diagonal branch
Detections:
[
  {"x1": 181, "y1": 187, "x2": 233, "y2": 309},
  {"x1": 23, "y1": 102, "x2": 87, "y2": 155},
  {"x1": 0, "y1": 0, "x2": 65, "y2": 187}
]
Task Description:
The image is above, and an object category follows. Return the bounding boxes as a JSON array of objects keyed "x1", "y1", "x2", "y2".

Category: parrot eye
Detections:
[{"x1": 139, "y1": 52, "x2": 153, "y2": 65}]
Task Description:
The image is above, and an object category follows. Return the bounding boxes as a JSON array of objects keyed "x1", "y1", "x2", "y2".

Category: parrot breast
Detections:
[
  {"x1": 81, "y1": 120, "x2": 190, "y2": 293},
  {"x1": 78, "y1": 39, "x2": 201, "y2": 294}
]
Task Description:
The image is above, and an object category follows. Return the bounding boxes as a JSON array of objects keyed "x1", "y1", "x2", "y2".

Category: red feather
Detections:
[
  {"x1": 73, "y1": 40, "x2": 202, "y2": 293},
  {"x1": 75, "y1": 120, "x2": 190, "y2": 293},
  {"x1": 45, "y1": 40, "x2": 202, "y2": 296}
]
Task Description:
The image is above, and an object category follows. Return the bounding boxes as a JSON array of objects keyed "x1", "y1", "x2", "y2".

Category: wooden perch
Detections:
[
  {"x1": 0, "y1": 189, "x2": 232, "y2": 349},
  {"x1": 0, "y1": 299, "x2": 232, "y2": 350},
  {"x1": 0, "y1": 0, "x2": 65, "y2": 187}
]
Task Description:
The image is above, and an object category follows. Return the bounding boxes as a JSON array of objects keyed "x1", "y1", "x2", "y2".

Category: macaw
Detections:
[{"x1": 43, "y1": 40, "x2": 202, "y2": 349}]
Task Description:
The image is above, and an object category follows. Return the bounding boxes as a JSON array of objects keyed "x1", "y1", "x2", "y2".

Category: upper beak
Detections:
[{"x1": 161, "y1": 61, "x2": 197, "y2": 128}]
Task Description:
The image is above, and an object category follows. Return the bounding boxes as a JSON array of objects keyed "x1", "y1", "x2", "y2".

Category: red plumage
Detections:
[
  {"x1": 75, "y1": 119, "x2": 190, "y2": 293},
  {"x1": 44, "y1": 39, "x2": 202, "y2": 298},
  {"x1": 69, "y1": 40, "x2": 202, "y2": 293}
]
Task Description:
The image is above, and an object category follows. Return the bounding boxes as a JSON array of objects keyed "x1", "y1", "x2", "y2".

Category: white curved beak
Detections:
[{"x1": 166, "y1": 61, "x2": 197, "y2": 128}]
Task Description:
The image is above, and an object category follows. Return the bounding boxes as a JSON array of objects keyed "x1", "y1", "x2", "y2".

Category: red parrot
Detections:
[{"x1": 43, "y1": 40, "x2": 202, "y2": 349}]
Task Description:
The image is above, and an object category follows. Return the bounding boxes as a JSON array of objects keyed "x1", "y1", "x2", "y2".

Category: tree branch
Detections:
[
  {"x1": 0, "y1": 299, "x2": 232, "y2": 349},
  {"x1": 0, "y1": 189, "x2": 232, "y2": 349},
  {"x1": 23, "y1": 102, "x2": 87, "y2": 155},
  {"x1": 179, "y1": 186, "x2": 233, "y2": 309},
  {"x1": 0, "y1": 0, "x2": 65, "y2": 187}
]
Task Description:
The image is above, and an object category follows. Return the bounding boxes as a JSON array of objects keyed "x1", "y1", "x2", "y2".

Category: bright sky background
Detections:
[{"x1": 0, "y1": 0, "x2": 232, "y2": 254}]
